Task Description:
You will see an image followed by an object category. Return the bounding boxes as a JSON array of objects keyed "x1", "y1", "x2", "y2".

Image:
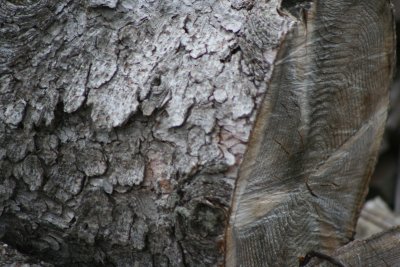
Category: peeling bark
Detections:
[{"x1": 0, "y1": 0, "x2": 395, "y2": 266}]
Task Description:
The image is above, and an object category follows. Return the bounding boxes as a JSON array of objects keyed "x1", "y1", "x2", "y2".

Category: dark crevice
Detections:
[
  {"x1": 299, "y1": 250, "x2": 345, "y2": 267},
  {"x1": 281, "y1": 0, "x2": 312, "y2": 10},
  {"x1": 220, "y1": 45, "x2": 241, "y2": 63},
  {"x1": 280, "y1": 0, "x2": 313, "y2": 20}
]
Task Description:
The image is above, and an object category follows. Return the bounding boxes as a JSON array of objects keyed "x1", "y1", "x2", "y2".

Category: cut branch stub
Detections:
[{"x1": 226, "y1": 1, "x2": 395, "y2": 266}]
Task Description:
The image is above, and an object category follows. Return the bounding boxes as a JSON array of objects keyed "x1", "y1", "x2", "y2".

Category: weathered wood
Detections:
[
  {"x1": 0, "y1": 0, "x2": 395, "y2": 266},
  {"x1": 306, "y1": 226, "x2": 400, "y2": 266},
  {"x1": 226, "y1": 0, "x2": 395, "y2": 266}
]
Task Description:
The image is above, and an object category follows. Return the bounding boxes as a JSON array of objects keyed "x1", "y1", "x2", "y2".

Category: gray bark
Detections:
[
  {"x1": 1, "y1": 0, "x2": 259, "y2": 266},
  {"x1": 0, "y1": 0, "x2": 395, "y2": 266},
  {"x1": 0, "y1": 241, "x2": 53, "y2": 266}
]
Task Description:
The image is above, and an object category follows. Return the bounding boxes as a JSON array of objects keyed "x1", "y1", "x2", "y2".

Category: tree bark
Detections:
[
  {"x1": 0, "y1": 0, "x2": 395, "y2": 266},
  {"x1": 0, "y1": 241, "x2": 53, "y2": 266}
]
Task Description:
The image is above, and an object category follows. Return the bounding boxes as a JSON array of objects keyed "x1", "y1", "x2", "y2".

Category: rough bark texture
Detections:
[
  {"x1": 0, "y1": 0, "x2": 395, "y2": 266},
  {"x1": 0, "y1": 241, "x2": 53, "y2": 267},
  {"x1": 0, "y1": 0, "x2": 279, "y2": 266}
]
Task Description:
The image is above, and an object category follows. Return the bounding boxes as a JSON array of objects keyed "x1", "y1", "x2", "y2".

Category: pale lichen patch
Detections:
[
  {"x1": 1, "y1": 99, "x2": 26, "y2": 127},
  {"x1": 88, "y1": 75, "x2": 140, "y2": 129}
]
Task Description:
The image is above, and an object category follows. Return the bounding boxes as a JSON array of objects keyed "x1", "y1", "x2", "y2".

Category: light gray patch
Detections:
[
  {"x1": 13, "y1": 155, "x2": 44, "y2": 191},
  {"x1": 87, "y1": 0, "x2": 118, "y2": 8}
]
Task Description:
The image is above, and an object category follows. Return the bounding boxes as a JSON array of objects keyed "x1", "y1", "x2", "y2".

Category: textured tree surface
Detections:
[
  {"x1": 0, "y1": 0, "x2": 273, "y2": 266},
  {"x1": 0, "y1": 0, "x2": 395, "y2": 267},
  {"x1": 307, "y1": 226, "x2": 400, "y2": 266},
  {"x1": 0, "y1": 241, "x2": 53, "y2": 267},
  {"x1": 226, "y1": 0, "x2": 395, "y2": 266}
]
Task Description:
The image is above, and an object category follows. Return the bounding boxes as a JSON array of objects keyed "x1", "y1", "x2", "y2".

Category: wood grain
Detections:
[
  {"x1": 226, "y1": 0, "x2": 395, "y2": 266},
  {"x1": 308, "y1": 226, "x2": 400, "y2": 266}
]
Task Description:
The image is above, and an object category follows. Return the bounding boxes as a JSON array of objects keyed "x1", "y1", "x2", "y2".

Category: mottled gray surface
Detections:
[{"x1": 0, "y1": 0, "x2": 286, "y2": 265}]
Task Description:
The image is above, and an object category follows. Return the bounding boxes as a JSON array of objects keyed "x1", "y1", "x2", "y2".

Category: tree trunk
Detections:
[{"x1": 0, "y1": 0, "x2": 395, "y2": 266}]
